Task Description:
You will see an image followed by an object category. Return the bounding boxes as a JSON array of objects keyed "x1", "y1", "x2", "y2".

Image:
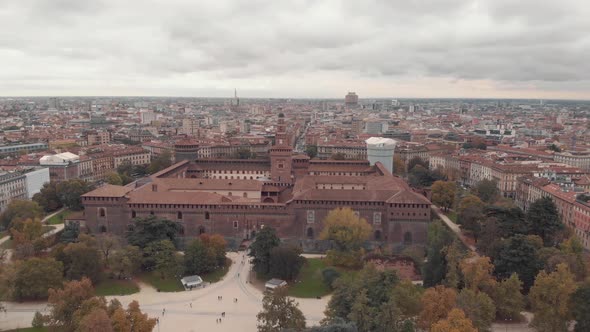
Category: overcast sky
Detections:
[{"x1": 1, "y1": 0, "x2": 589, "y2": 99}]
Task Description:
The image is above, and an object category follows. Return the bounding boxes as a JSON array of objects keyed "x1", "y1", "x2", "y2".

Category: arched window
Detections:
[
  {"x1": 306, "y1": 227, "x2": 314, "y2": 239},
  {"x1": 177, "y1": 211, "x2": 183, "y2": 220},
  {"x1": 198, "y1": 226, "x2": 206, "y2": 235},
  {"x1": 131, "y1": 210, "x2": 136, "y2": 218},
  {"x1": 205, "y1": 212, "x2": 210, "y2": 220},
  {"x1": 403, "y1": 232, "x2": 413, "y2": 245},
  {"x1": 98, "y1": 208, "x2": 106, "y2": 217},
  {"x1": 243, "y1": 192, "x2": 248, "y2": 198},
  {"x1": 100, "y1": 225, "x2": 107, "y2": 233},
  {"x1": 374, "y1": 230, "x2": 382, "y2": 241}
]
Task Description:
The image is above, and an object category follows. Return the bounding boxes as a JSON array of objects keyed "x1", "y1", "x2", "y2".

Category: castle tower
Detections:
[{"x1": 270, "y1": 113, "x2": 293, "y2": 184}]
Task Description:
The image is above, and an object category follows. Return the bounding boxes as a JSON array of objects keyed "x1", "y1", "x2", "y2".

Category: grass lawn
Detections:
[
  {"x1": 5, "y1": 328, "x2": 48, "y2": 332},
  {"x1": 287, "y1": 258, "x2": 333, "y2": 298},
  {"x1": 46, "y1": 209, "x2": 71, "y2": 225},
  {"x1": 140, "y1": 271, "x2": 184, "y2": 292},
  {"x1": 94, "y1": 278, "x2": 140, "y2": 296},
  {"x1": 201, "y1": 257, "x2": 232, "y2": 283}
]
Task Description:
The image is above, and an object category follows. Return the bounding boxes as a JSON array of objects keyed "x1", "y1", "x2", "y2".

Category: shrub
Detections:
[
  {"x1": 32, "y1": 311, "x2": 45, "y2": 327},
  {"x1": 322, "y1": 267, "x2": 341, "y2": 289}
]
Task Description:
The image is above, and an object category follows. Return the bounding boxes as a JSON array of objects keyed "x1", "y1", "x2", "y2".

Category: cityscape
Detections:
[{"x1": 1, "y1": 1, "x2": 590, "y2": 332}]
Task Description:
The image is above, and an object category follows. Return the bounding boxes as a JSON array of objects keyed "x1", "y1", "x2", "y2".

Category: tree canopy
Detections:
[
  {"x1": 257, "y1": 287, "x2": 306, "y2": 332},
  {"x1": 526, "y1": 197, "x2": 564, "y2": 246},
  {"x1": 0, "y1": 200, "x2": 44, "y2": 230},
  {"x1": 431, "y1": 181, "x2": 457, "y2": 211},
  {"x1": 126, "y1": 216, "x2": 181, "y2": 249},
  {"x1": 320, "y1": 207, "x2": 371, "y2": 268},
  {"x1": 249, "y1": 226, "x2": 281, "y2": 276}
]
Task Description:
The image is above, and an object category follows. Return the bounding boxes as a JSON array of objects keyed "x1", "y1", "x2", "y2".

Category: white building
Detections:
[
  {"x1": 365, "y1": 120, "x2": 388, "y2": 134},
  {"x1": 39, "y1": 152, "x2": 80, "y2": 166},
  {"x1": 24, "y1": 167, "x2": 50, "y2": 199},
  {"x1": 365, "y1": 137, "x2": 397, "y2": 174},
  {"x1": 140, "y1": 110, "x2": 156, "y2": 124}
]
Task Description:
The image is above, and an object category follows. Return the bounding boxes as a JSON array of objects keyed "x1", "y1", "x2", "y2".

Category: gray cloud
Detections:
[{"x1": 0, "y1": 0, "x2": 589, "y2": 98}]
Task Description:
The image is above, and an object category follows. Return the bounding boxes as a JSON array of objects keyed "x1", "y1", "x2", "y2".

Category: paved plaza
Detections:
[{"x1": 0, "y1": 252, "x2": 329, "y2": 331}]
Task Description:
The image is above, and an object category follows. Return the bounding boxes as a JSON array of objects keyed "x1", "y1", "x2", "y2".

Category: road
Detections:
[
  {"x1": 431, "y1": 205, "x2": 477, "y2": 252},
  {"x1": 0, "y1": 252, "x2": 329, "y2": 331}
]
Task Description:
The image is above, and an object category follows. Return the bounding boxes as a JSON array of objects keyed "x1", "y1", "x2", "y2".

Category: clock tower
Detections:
[{"x1": 270, "y1": 113, "x2": 293, "y2": 184}]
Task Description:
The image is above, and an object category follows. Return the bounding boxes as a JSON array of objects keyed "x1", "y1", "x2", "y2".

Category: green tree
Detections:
[
  {"x1": 10, "y1": 257, "x2": 64, "y2": 300},
  {"x1": 407, "y1": 157, "x2": 428, "y2": 172},
  {"x1": 472, "y1": 179, "x2": 499, "y2": 203},
  {"x1": 443, "y1": 240, "x2": 465, "y2": 289},
  {"x1": 33, "y1": 181, "x2": 62, "y2": 212},
  {"x1": 423, "y1": 221, "x2": 454, "y2": 287},
  {"x1": 348, "y1": 289, "x2": 374, "y2": 332},
  {"x1": 457, "y1": 289, "x2": 496, "y2": 332},
  {"x1": 485, "y1": 206, "x2": 528, "y2": 238},
  {"x1": 147, "y1": 151, "x2": 173, "y2": 174},
  {"x1": 61, "y1": 241, "x2": 102, "y2": 283},
  {"x1": 105, "y1": 172, "x2": 123, "y2": 185},
  {"x1": 529, "y1": 264, "x2": 577, "y2": 332},
  {"x1": 0, "y1": 200, "x2": 44, "y2": 229},
  {"x1": 257, "y1": 287, "x2": 306, "y2": 332},
  {"x1": 493, "y1": 234, "x2": 542, "y2": 291},
  {"x1": 126, "y1": 216, "x2": 181, "y2": 249},
  {"x1": 269, "y1": 246, "x2": 305, "y2": 281},
  {"x1": 457, "y1": 195, "x2": 485, "y2": 238},
  {"x1": 249, "y1": 226, "x2": 281, "y2": 276},
  {"x1": 570, "y1": 282, "x2": 590, "y2": 332},
  {"x1": 431, "y1": 181, "x2": 456, "y2": 211},
  {"x1": 184, "y1": 238, "x2": 217, "y2": 275},
  {"x1": 142, "y1": 239, "x2": 179, "y2": 278},
  {"x1": 110, "y1": 245, "x2": 142, "y2": 279},
  {"x1": 526, "y1": 197, "x2": 564, "y2": 246},
  {"x1": 32, "y1": 311, "x2": 46, "y2": 328},
  {"x1": 493, "y1": 273, "x2": 524, "y2": 320},
  {"x1": 56, "y1": 179, "x2": 94, "y2": 211},
  {"x1": 391, "y1": 280, "x2": 424, "y2": 318},
  {"x1": 60, "y1": 222, "x2": 80, "y2": 243},
  {"x1": 305, "y1": 145, "x2": 318, "y2": 159}
]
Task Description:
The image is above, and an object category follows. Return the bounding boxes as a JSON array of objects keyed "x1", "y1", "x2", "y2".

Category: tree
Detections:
[
  {"x1": 407, "y1": 157, "x2": 428, "y2": 172},
  {"x1": 348, "y1": 289, "x2": 374, "y2": 332},
  {"x1": 391, "y1": 280, "x2": 424, "y2": 319},
  {"x1": 431, "y1": 181, "x2": 456, "y2": 211},
  {"x1": 47, "y1": 278, "x2": 95, "y2": 331},
  {"x1": 142, "y1": 239, "x2": 180, "y2": 278},
  {"x1": 431, "y1": 308, "x2": 477, "y2": 332},
  {"x1": 10, "y1": 257, "x2": 64, "y2": 300},
  {"x1": 269, "y1": 246, "x2": 305, "y2": 281},
  {"x1": 10, "y1": 218, "x2": 45, "y2": 256},
  {"x1": 305, "y1": 145, "x2": 318, "y2": 159},
  {"x1": 78, "y1": 308, "x2": 114, "y2": 332},
  {"x1": 105, "y1": 172, "x2": 123, "y2": 186},
  {"x1": 485, "y1": 205, "x2": 528, "y2": 238},
  {"x1": 184, "y1": 238, "x2": 217, "y2": 275},
  {"x1": 110, "y1": 245, "x2": 142, "y2": 279},
  {"x1": 529, "y1": 263, "x2": 577, "y2": 332},
  {"x1": 443, "y1": 240, "x2": 464, "y2": 289},
  {"x1": 472, "y1": 179, "x2": 499, "y2": 203},
  {"x1": 493, "y1": 273, "x2": 524, "y2": 320},
  {"x1": 32, "y1": 311, "x2": 46, "y2": 328},
  {"x1": 393, "y1": 156, "x2": 406, "y2": 176},
  {"x1": 61, "y1": 241, "x2": 102, "y2": 283},
  {"x1": 307, "y1": 318, "x2": 358, "y2": 331},
  {"x1": 60, "y1": 222, "x2": 80, "y2": 243},
  {"x1": 147, "y1": 151, "x2": 173, "y2": 174},
  {"x1": 56, "y1": 179, "x2": 94, "y2": 211},
  {"x1": 126, "y1": 216, "x2": 181, "y2": 249},
  {"x1": 457, "y1": 289, "x2": 495, "y2": 332},
  {"x1": 418, "y1": 285, "x2": 457, "y2": 330},
  {"x1": 526, "y1": 197, "x2": 564, "y2": 246},
  {"x1": 249, "y1": 226, "x2": 281, "y2": 276},
  {"x1": 457, "y1": 195, "x2": 485, "y2": 237},
  {"x1": 96, "y1": 234, "x2": 119, "y2": 267},
  {"x1": 570, "y1": 282, "x2": 590, "y2": 332},
  {"x1": 257, "y1": 287, "x2": 306, "y2": 332},
  {"x1": 33, "y1": 181, "x2": 62, "y2": 212},
  {"x1": 0, "y1": 200, "x2": 43, "y2": 229},
  {"x1": 125, "y1": 300, "x2": 157, "y2": 331},
  {"x1": 199, "y1": 233, "x2": 227, "y2": 267},
  {"x1": 423, "y1": 221, "x2": 454, "y2": 287},
  {"x1": 459, "y1": 254, "x2": 496, "y2": 293},
  {"x1": 493, "y1": 234, "x2": 542, "y2": 292},
  {"x1": 322, "y1": 268, "x2": 341, "y2": 289},
  {"x1": 320, "y1": 207, "x2": 371, "y2": 268}
]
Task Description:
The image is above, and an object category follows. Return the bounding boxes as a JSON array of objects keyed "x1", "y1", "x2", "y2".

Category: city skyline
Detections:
[{"x1": 2, "y1": 0, "x2": 590, "y2": 99}]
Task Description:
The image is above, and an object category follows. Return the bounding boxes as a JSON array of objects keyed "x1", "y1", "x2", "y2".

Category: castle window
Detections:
[
  {"x1": 98, "y1": 208, "x2": 106, "y2": 218},
  {"x1": 373, "y1": 212, "x2": 382, "y2": 225},
  {"x1": 403, "y1": 232, "x2": 413, "y2": 245},
  {"x1": 205, "y1": 212, "x2": 210, "y2": 220},
  {"x1": 150, "y1": 211, "x2": 154, "y2": 215},
  {"x1": 100, "y1": 225, "x2": 107, "y2": 233},
  {"x1": 307, "y1": 227, "x2": 314, "y2": 239},
  {"x1": 131, "y1": 210, "x2": 136, "y2": 218},
  {"x1": 306, "y1": 210, "x2": 315, "y2": 224},
  {"x1": 374, "y1": 230, "x2": 382, "y2": 241},
  {"x1": 177, "y1": 211, "x2": 183, "y2": 220},
  {"x1": 233, "y1": 221, "x2": 239, "y2": 229},
  {"x1": 243, "y1": 192, "x2": 248, "y2": 198}
]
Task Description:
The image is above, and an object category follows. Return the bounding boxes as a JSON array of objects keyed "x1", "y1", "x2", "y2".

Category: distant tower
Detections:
[
  {"x1": 365, "y1": 137, "x2": 397, "y2": 174},
  {"x1": 345, "y1": 92, "x2": 359, "y2": 107},
  {"x1": 234, "y1": 88, "x2": 240, "y2": 107},
  {"x1": 269, "y1": 113, "x2": 293, "y2": 184}
]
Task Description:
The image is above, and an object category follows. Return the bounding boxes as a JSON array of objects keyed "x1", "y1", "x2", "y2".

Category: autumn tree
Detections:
[
  {"x1": 460, "y1": 254, "x2": 496, "y2": 293},
  {"x1": 249, "y1": 226, "x2": 281, "y2": 276},
  {"x1": 7, "y1": 257, "x2": 64, "y2": 300},
  {"x1": 408, "y1": 157, "x2": 428, "y2": 172},
  {"x1": 431, "y1": 181, "x2": 456, "y2": 211},
  {"x1": 147, "y1": 151, "x2": 173, "y2": 174},
  {"x1": 124, "y1": 300, "x2": 157, "y2": 332},
  {"x1": 199, "y1": 233, "x2": 227, "y2": 267},
  {"x1": 257, "y1": 287, "x2": 306, "y2": 332},
  {"x1": 431, "y1": 308, "x2": 477, "y2": 332},
  {"x1": 320, "y1": 207, "x2": 371, "y2": 268},
  {"x1": 0, "y1": 199, "x2": 44, "y2": 229},
  {"x1": 443, "y1": 240, "x2": 465, "y2": 289},
  {"x1": 529, "y1": 263, "x2": 577, "y2": 332},
  {"x1": 47, "y1": 277, "x2": 95, "y2": 331},
  {"x1": 77, "y1": 308, "x2": 113, "y2": 332},
  {"x1": 96, "y1": 234, "x2": 120, "y2": 267},
  {"x1": 418, "y1": 285, "x2": 457, "y2": 330},
  {"x1": 110, "y1": 245, "x2": 142, "y2": 279},
  {"x1": 457, "y1": 195, "x2": 485, "y2": 237},
  {"x1": 471, "y1": 179, "x2": 499, "y2": 203},
  {"x1": 493, "y1": 273, "x2": 524, "y2": 320},
  {"x1": 570, "y1": 282, "x2": 590, "y2": 332},
  {"x1": 393, "y1": 156, "x2": 406, "y2": 176},
  {"x1": 526, "y1": 197, "x2": 564, "y2": 246},
  {"x1": 457, "y1": 289, "x2": 495, "y2": 332}
]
